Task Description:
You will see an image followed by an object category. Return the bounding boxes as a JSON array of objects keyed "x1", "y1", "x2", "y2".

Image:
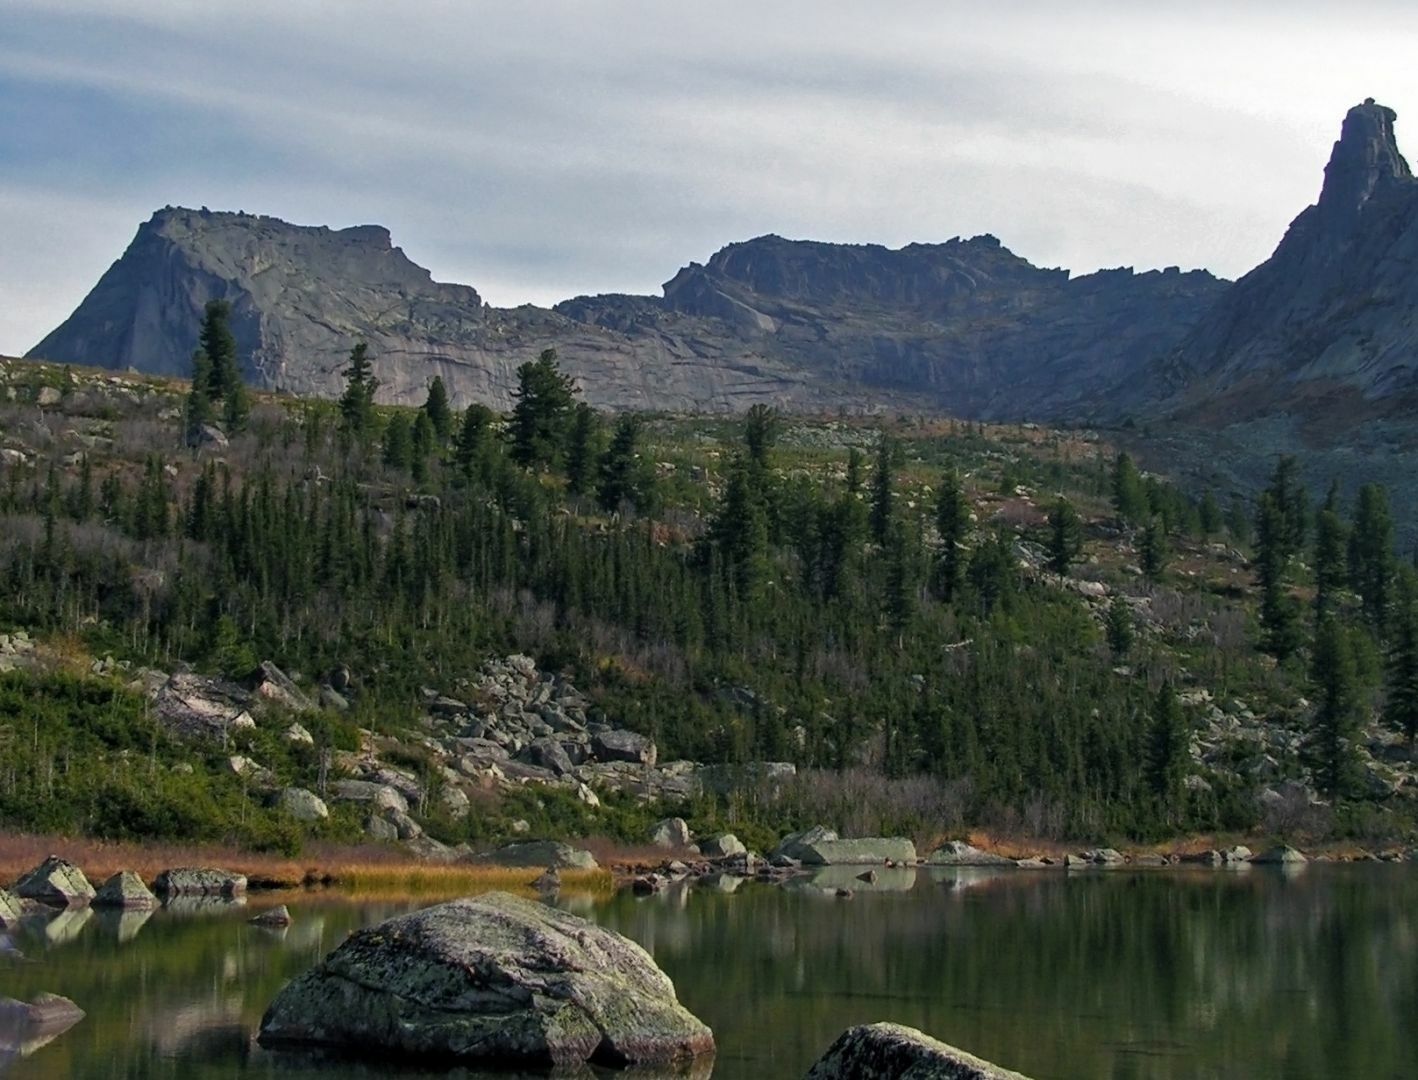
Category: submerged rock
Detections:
[
  {"x1": 257, "y1": 892, "x2": 713, "y2": 1069},
  {"x1": 927, "y1": 841, "x2": 1014, "y2": 867},
  {"x1": 153, "y1": 868, "x2": 248, "y2": 898},
  {"x1": 806, "y1": 1022, "x2": 1030, "y2": 1079},
  {"x1": 93, "y1": 871, "x2": 159, "y2": 910},
  {"x1": 250, "y1": 905, "x2": 292, "y2": 928},
  {"x1": 13, "y1": 857, "x2": 95, "y2": 907}
]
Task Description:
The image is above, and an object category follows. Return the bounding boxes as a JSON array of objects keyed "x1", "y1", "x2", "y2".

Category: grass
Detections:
[{"x1": 0, "y1": 833, "x2": 613, "y2": 900}]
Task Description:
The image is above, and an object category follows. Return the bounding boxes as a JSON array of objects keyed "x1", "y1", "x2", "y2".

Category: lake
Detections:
[{"x1": 2, "y1": 863, "x2": 1414, "y2": 1078}]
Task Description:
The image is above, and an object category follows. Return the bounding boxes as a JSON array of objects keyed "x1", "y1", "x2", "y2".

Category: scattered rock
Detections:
[
  {"x1": 473, "y1": 841, "x2": 599, "y2": 871},
  {"x1": 284, "y1": 722, "x2": 315, "y2": 746},
  {"x1": 533, "y1": 869, "x2": 561, "y2": 893},
  {"x1": 152, "y1": 673, "x2": 256, "y2": 741},
  {"x1": 330, "y1": 780, "x2": 409, "y2": 814},
  {"x1": 1084, "y1": 848, "x2": 1127, "y2": 867},
  {"x1": 856, "y1": 870, "x2": 878, "y2": 884},
  {"x1": 592, "y1": 728, "x2": 658, "y2": 767},
  {"x1": 1224, "y1": 845, "x2": 1253, "y2": 863},
  {"x1": 806, "y1": 1022, "x2": 1030, "y2": 1079},
  {"x1": 13, "y1": 857, "x2": 95, "y2": 907},
  {"x1": 1252, "y1": 845, "x2": 1308, "y2": 865},
  {"x1": 365, "y1": 814, "x2": 399, "y2": 842},
  {"x1": 250, "y1": 905, "x2": 292, "y2": 928},
  {"x1": 153, "y1": 868, "x2": 247, "y2": 898},
  {"x1": 93, "y1": 871, "x2": 159, "y2": 910},
  {"x1": 927, "y1": 841, "x2": 1015, "y2": 867},
  {"x1": 246, "y1": 660, "x2": 315, "y2": 712},
  {"x1": 276, "y1": 787, "x2": 329, "y2": 822},
  {"x1": 256, "y1": 893, "x2": 714, "y2": 1069}
]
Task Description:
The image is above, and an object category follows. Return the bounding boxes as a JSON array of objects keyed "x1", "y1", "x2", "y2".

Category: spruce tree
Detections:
[
  {"x1": 1309, "y1": 615, "x2": 1362, "y2": 798},
  {"x1": 743, "y1": 404, "x2": 781, "y2": 472},
  {"x1": 1312, "y1": 489, "x2": 1348, "y2": 619},
  {"x1": 565, "y1": 403, "x2": 601, "y2": 497},
  {"x1": 1198, "y1": 490, "x2": 1222, "y2": 536},
  {"x1": 509, "y1": 348, "x2": 576, "y2": 470},
  {"x1": 339, "y1": 342, "x2": 379, "y2": 439},
  {"x1": 869, "y1": 434, "x2": 898, "y2": 546},
  {"x1": 382, "y1": 412, "x2": 413, "y2": 471},
  {"x1": 1146, "y1": 683, "x2": 1188, "y2": 823},
  {"x1": 1348, "y1": 482, "x2": 1394, "y2": 629},
  {"x1": 597, "y1": 414, "x2": 645, "y2": 513},
  {"x1": 1111, "y1": 452, "x2": 1147, "y2": 526},
  {"x1": 200, "y1": 299, "x2": 239, "y2": 402},
  {"x1": 423, "y1": 376, "x2": 453, "y2": 443},
  {"x1": 1047, "y1": 496, "x2": 1082, "y2": 576},
  {"x1": 1257, "y1": 493, "x2": 1303, "y2": 661},
  {"x1": 455, "y1": 404, "x2": 494, "y2": 480},
  {"x1": 1385, "y1": 569, "x2": 1418, "y2": 747},
  {"x1": 1105, "y1": 596, "x2": 1134, "y2": 659},
  {"x1": 932, "y1": 469, "x2": 970, "y2": 602},
  {"x1": 1140, "y1": 516, "x2": 1168, "y2": 582},
  {"x1": 410, "y1": 411, "x2": 435, "y2": 482}
]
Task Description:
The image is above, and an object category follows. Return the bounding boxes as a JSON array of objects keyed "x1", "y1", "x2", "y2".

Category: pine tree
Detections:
[
  {"x1": 454, "y1": 404, "x2": 495, "y2": 480},
  {"x1": 1140, "y1": 516, "x2": 1168, "y2": 582},
  {"x1": 845, "y1": 447, "x2": 864, "y2": 495},
  {"x1": 869, "y1": 434, "x2": 898, "y2": 545},
  {"x1": 597, "y1": 414, "x2": 645, "y2": 513},
  {"x1": 743, "y1": 404, "x2": 781, "y2": 472},
  {"x1": 1257, "y1": 493, "x2": 1303, "y2": 661},
  {"x1": 565, "y1": 403, "x2": 601, "y2": 497},
  {"x1": 339, "y1": 342, "x2": 379, "y2": 439},
  {"x1": 1385, "y1": 569, "x2": 1418, "y2": 747},
  {"x1": 882, "y1": 519, "x2": 916, "y2": 640},
  {"x1": 1047, "y1": 496, "x2": 1082, "y2": 576},
  {"x1": 1105, "y1": 596, "x2": 1134, "y2": 659},
  {"x1": 509, "y1": 348, "x2": 576, "y2": 470},
  {"x1": 1146, "y1": 683, "x2": 1188, "y2": 823},
  {"x1": 1309, "y1": 615, "x2": 1362, "y2": 798},
  {"x1": 708, "y1": 457, "x2": 770, "y2": 603},
  {"x1": 382, "y1": 412, "x2": 413, "y2": 471},
  {"x1": 1111, "y1": 452, "x2": 1147, "y2": 525},
  {"x1": 200, "y1": 299, "x2": 239, "y2": 402},
  {"x1": 1348, "y1": 482, "x2": 1394, "y2": 630},
  {"x1": 410, "y1": 411, "x2": 435, "y2": 482},
  {"x1": 1312, "y1": 488, "x2": 1348, "y2": 618},
  {"x1": 185, "y1": 348, "x2": 214, "y2": 443},
  {"x1": 1198, "y1": 490, "x2": 1222, "y2": 536},
  {"x1": 932, "y1": 469, "x2": 970, "y2": 602},
  {"x1": 423, "y1": 376, "x2": 453, "y2": 444}
]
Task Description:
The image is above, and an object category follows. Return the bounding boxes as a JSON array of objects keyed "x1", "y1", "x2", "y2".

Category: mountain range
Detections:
[{"x1": 26, "y1": 100, "x2": 1418, "y2": 439}]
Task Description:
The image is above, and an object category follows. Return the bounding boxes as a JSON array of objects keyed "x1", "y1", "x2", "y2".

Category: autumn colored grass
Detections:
[{"x1": 0, "y1": 833, "x2": 612, "y2": 900}]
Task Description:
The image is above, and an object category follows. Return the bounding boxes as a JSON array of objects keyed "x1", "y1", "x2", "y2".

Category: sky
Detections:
[{"x1": 3, "y1": 1, "x2": 1416, "y2": 355}]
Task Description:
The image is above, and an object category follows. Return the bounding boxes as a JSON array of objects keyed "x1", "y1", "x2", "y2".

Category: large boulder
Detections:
[
  {"x1": 1253, "y1": 845, "x2": 1308, "y2": 865},
  {"x1": 927, "y1": 841, "x2": 1015, "y2": 867},
  {"x1": 153, "y1": 868, "x2": 247, "y2": 898},
  {"x1": 797, "y1": 838, "x2": 917, "y2": 866},
  {"x1": 13, "y1": 857, "x2": 95, "y2": 907},
  {"x1": 257, "y1": 893, "x2": 713, "y2": 1069},
  {"x1": 523, "y1": 737, "x2": 575, "y2": 777},
  {"x1": 472, "y1": 841, "x2": 598, "y2": 871},
  {"x1": 0, "y1": 888, "x2": 23, "y2": 927},
  {"x1": 330, "y1": 780, "x2": 409, "y2": 814},
  {"x1": 806, "y1": 1022, "x2": 1030, "y2": 1079},
  {"x1": 151, "y1": 673, "x2": 256, "y2": 741},
  {"x1": 700, "y1": 834, "x2": 747, "y2": 859},
  {"x1": 245, "y1": 660, "x2": 315, "y2": 712},
  {"x1": 276, "y1": 787, "x2": 330, "y2": 822},
  {"x1": 649, "y1": 817, "x2": 693, "y2": 849},
  {"x1": 592, "y1": 729, "x2": 658, "y2": 767},
  {"x1": 770, "y1": 826, "x2": 838, "y2": 862},
  {"x1": 93, "y1": 871, "x2": 159, "y2": 910}
]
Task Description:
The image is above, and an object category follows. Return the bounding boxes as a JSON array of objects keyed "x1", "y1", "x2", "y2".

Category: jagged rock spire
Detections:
[{"x1": 1316, "y1": 99, "x2": 1413, "y2": 229}]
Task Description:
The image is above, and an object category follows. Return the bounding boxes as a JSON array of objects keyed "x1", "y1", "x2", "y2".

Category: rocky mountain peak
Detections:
[{"x1": 1315, "y1": 99, "x2": 1413, "y2": 227}]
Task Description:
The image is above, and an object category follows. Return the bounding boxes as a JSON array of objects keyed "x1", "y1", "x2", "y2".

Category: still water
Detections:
[{"x1": 2, "y1": 864, "x2": 1414, "y2": 1079}]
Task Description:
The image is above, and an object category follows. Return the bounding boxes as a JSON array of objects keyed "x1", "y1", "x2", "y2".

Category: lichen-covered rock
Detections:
[
  {"x1": 257, "y1": 893, "x2": 713, "y2": 1069},
  {"x1": 13, "y1": 857, "x2": 95, "y2": 907},
  {"x1": 1253, "y1": 845, "x2": 1307, "y2": 865},
  {"x1": 649, "y1": 817, "x2": 693, "y2": 849},
  {"x1": 770, "y1": 826, "x2": 838, "y2": 862},
  {"x1": 93, "y1": 871, "x2": 159, "y2": 910},
  {"x1": 797, "y1": 838, "x2": 917, "y2": 866},
  {"x1": 927, "y1": 841, "x2": 1014, "y2": 867},
  {"x1": 0, "y1": 888, "x2": 23, "y2": 926},
  {"x1": 276, "y1": 787, "x2": 329, "y2": 822},
  {"x1": 472, "y1": 841, "x2": 598, "y2": 870},
  {"x1": 153, "y1": 867, "x2": 247, "y2": 898},
  {"x1": 592, "y1": 729, "x2": 658, "y2": 767},
  {"x1": 700, "y1": 834, "x2": 746, "y2": 859},
  {"x1": 805, "y1": 1022, "x2": 1030, "y2": 1079}
]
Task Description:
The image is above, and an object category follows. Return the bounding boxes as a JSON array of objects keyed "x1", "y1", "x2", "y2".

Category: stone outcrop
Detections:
[
  {"x1": 700, "y1": 834, "x2": 746, "y2": 859},
  {"x1": 151, "y1": 673, "x2": 256, "y2": 742},
  {"x1": 13, "y1": 857, "x2": 95, "y2": 907},
  {"x1": 93, "y1": 871, "x2": 159, "y2": 910},
  {"x1": 1252, "y1": 845, "x2": 1308, "y2": 865},
  {"x1": 153, "y1": 868, "x2": 248, "y2": 898},
  {"x1": 796, "y1": 838, "x2": 917, "y2": 866},
  {"x1": 926, "y1": 841, "x2": 1015, "y2": 867},
  {"x1": 649, "y1": 817, "x2": 693, "y2": 849},
  {"x1": 276, "y1": 787, "x2": 329, "y2": 822},
  {"x1": 805, "y1": 1022, "x2": 1030, "y2": 1079},
  {"x1": 257, "y1": 893, "x2": 713, "y2": 1069},
  {"x1": 0, "y1": 888, "x2": 23, "y2": 926},
  {"x1": 770, "y1": 826, "x2": 839, "y2": 862}
]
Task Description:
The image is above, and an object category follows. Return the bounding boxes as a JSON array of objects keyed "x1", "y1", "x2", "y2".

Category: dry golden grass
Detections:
[{"x1": 0, "y1": 833, "x2": 613, "y2": 900}]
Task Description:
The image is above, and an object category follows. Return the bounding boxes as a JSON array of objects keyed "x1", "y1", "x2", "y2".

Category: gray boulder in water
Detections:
[
  {"x1": 13, "y1": 857, "x2": 95, "y2": 907},
  {"x1": 805, "y1": 1022, "x2": 1031, "y2": 1079},
  {"x1": 93, "y1": 871, "x2": 160, "y2": 910},
  {"x1": 926, "y1": 841, "x2": 1015, "y2": 867},
  {"x1": 0, "y1": 993, "x2": 86, "y2": 1066},
  {"x1": 770, "y1": 825, "x2": 838, "y2": 862},
  {"x1": 472, "y1": 840, "x2": 599, "y2": 870},
  {"x1": 153, "y1": 867, "x2": 247, "y2": 898},
  {"x1": 257, "y1": 892, "x2": 714, "y2": 1069}
]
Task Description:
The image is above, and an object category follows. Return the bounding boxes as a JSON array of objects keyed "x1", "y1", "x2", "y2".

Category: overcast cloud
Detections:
[{"x1": 3, "y1": 1, "x2": 1416, "y2": 354}]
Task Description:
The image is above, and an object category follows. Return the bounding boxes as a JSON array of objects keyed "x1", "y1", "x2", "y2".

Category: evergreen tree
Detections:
[
  {"x1": 932, "y1": 469, "x2": 970, "y2": 602},
  {"x1": 596, "y1": 414, "x2": 647, "y2": 513},
  {"x1": 1047, "y1": 496, "x2": 1082, "y2": 576},
  {"x1": 1312, "y1": 489, "x2": 1348, "y2": 619},
  {"x1": 1111, "y1": 452, "x2": 1147, "y2": 525},
  {"x1": 1309, "y1": 615, "x2": 1362, "y2": 798},
  {"x1": 1385, "y1": 569, "x2": 1418, "y2": 747},
  {"x1": 200, "y1": 299, "x2": 239, "y2": 403},
  {"x1": 882, "y1": 519, "x2": 916, "y2": 639},
  {"x1": 1348, "y1": 482, "x2": 1395, "y2": 629},
  {"x1": 966, "y1": 526, "x2": 1017, "y2": 617},
  {"x1": 185, "y1": 348, "x2": 214, "y2": 443},
  {"x1": 221, "y1": 372, "x2": 250, "y2": 433},
  {"x1": 1264, "y1": 456, "x2": 1309, "y2": 560},
  {"x1": 509, "y1": 348, "x2": 576, "y2": 470},
  {"x1": 339, "y1": 342, "x2": 379, "y2": 439},
  {"x1": 565, "y1": 403, "x2": 601, "y2": 496},
  {"x1": 1198, "y1": 490, "x2": 1222, "y2": 536},
  {"x1": 1105, "y1": 596, "x2": 1134, "y2": 659},
  {"x1": 1225, "y1": 495, "x2": 1252, "y2": 546},
  {"x1": 845, "y1": 447, "x2": 864, "y2": 495},
  {"x1": 869, "y1": 434, "x2": 898, "y2": 545},
  {"x1": 422, "y1": 376, "x2": 453, "y2": 444},
  {"x1": 454, "y1": 404, "x2": 495, "y2": 480},
  {"x1": 708, "y1": 458, "x2": 770, "y2": 602},
  {"x1": 743, "y1": 404, "x2": 781, "y2": 473},
  {"x1": 1257, "y1": 493, "x2": 1303, "y2": 661},
  {"x1": 1146, "y1": 683, "x2": 1188, "y2": 823},
  {"x1": 382, "y1": 412, "x2": 413, "y2": 471},
  {"x1": 1140, "y1": 516, "x2": 1168, "y2": 582},
  {"x1": 410, "y1": 411, "x2": 435, "y2": 482}
]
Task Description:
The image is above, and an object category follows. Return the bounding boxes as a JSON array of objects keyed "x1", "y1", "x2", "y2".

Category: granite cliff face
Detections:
[
  {"x1": 1161, "y1": 99, "x2": 1418, "y2": 427},
  {"x1": 29, "y1": 209, "x2": 1222, "y2": 419}
]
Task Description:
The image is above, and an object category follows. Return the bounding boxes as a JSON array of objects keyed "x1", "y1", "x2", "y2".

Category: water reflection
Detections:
[{"x1": 95, "y1": 907, "x2": 153, "y2": 944}]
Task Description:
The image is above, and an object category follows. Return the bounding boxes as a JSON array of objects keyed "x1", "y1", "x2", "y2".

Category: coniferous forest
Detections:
[{"x1": 1, "y1": 305, "x2": 1416, "y2": 853}]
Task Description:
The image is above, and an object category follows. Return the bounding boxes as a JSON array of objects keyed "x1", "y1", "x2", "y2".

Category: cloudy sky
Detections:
[{"x1": 3, "y1": 1, "x2": 1415, "y2": 355}]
